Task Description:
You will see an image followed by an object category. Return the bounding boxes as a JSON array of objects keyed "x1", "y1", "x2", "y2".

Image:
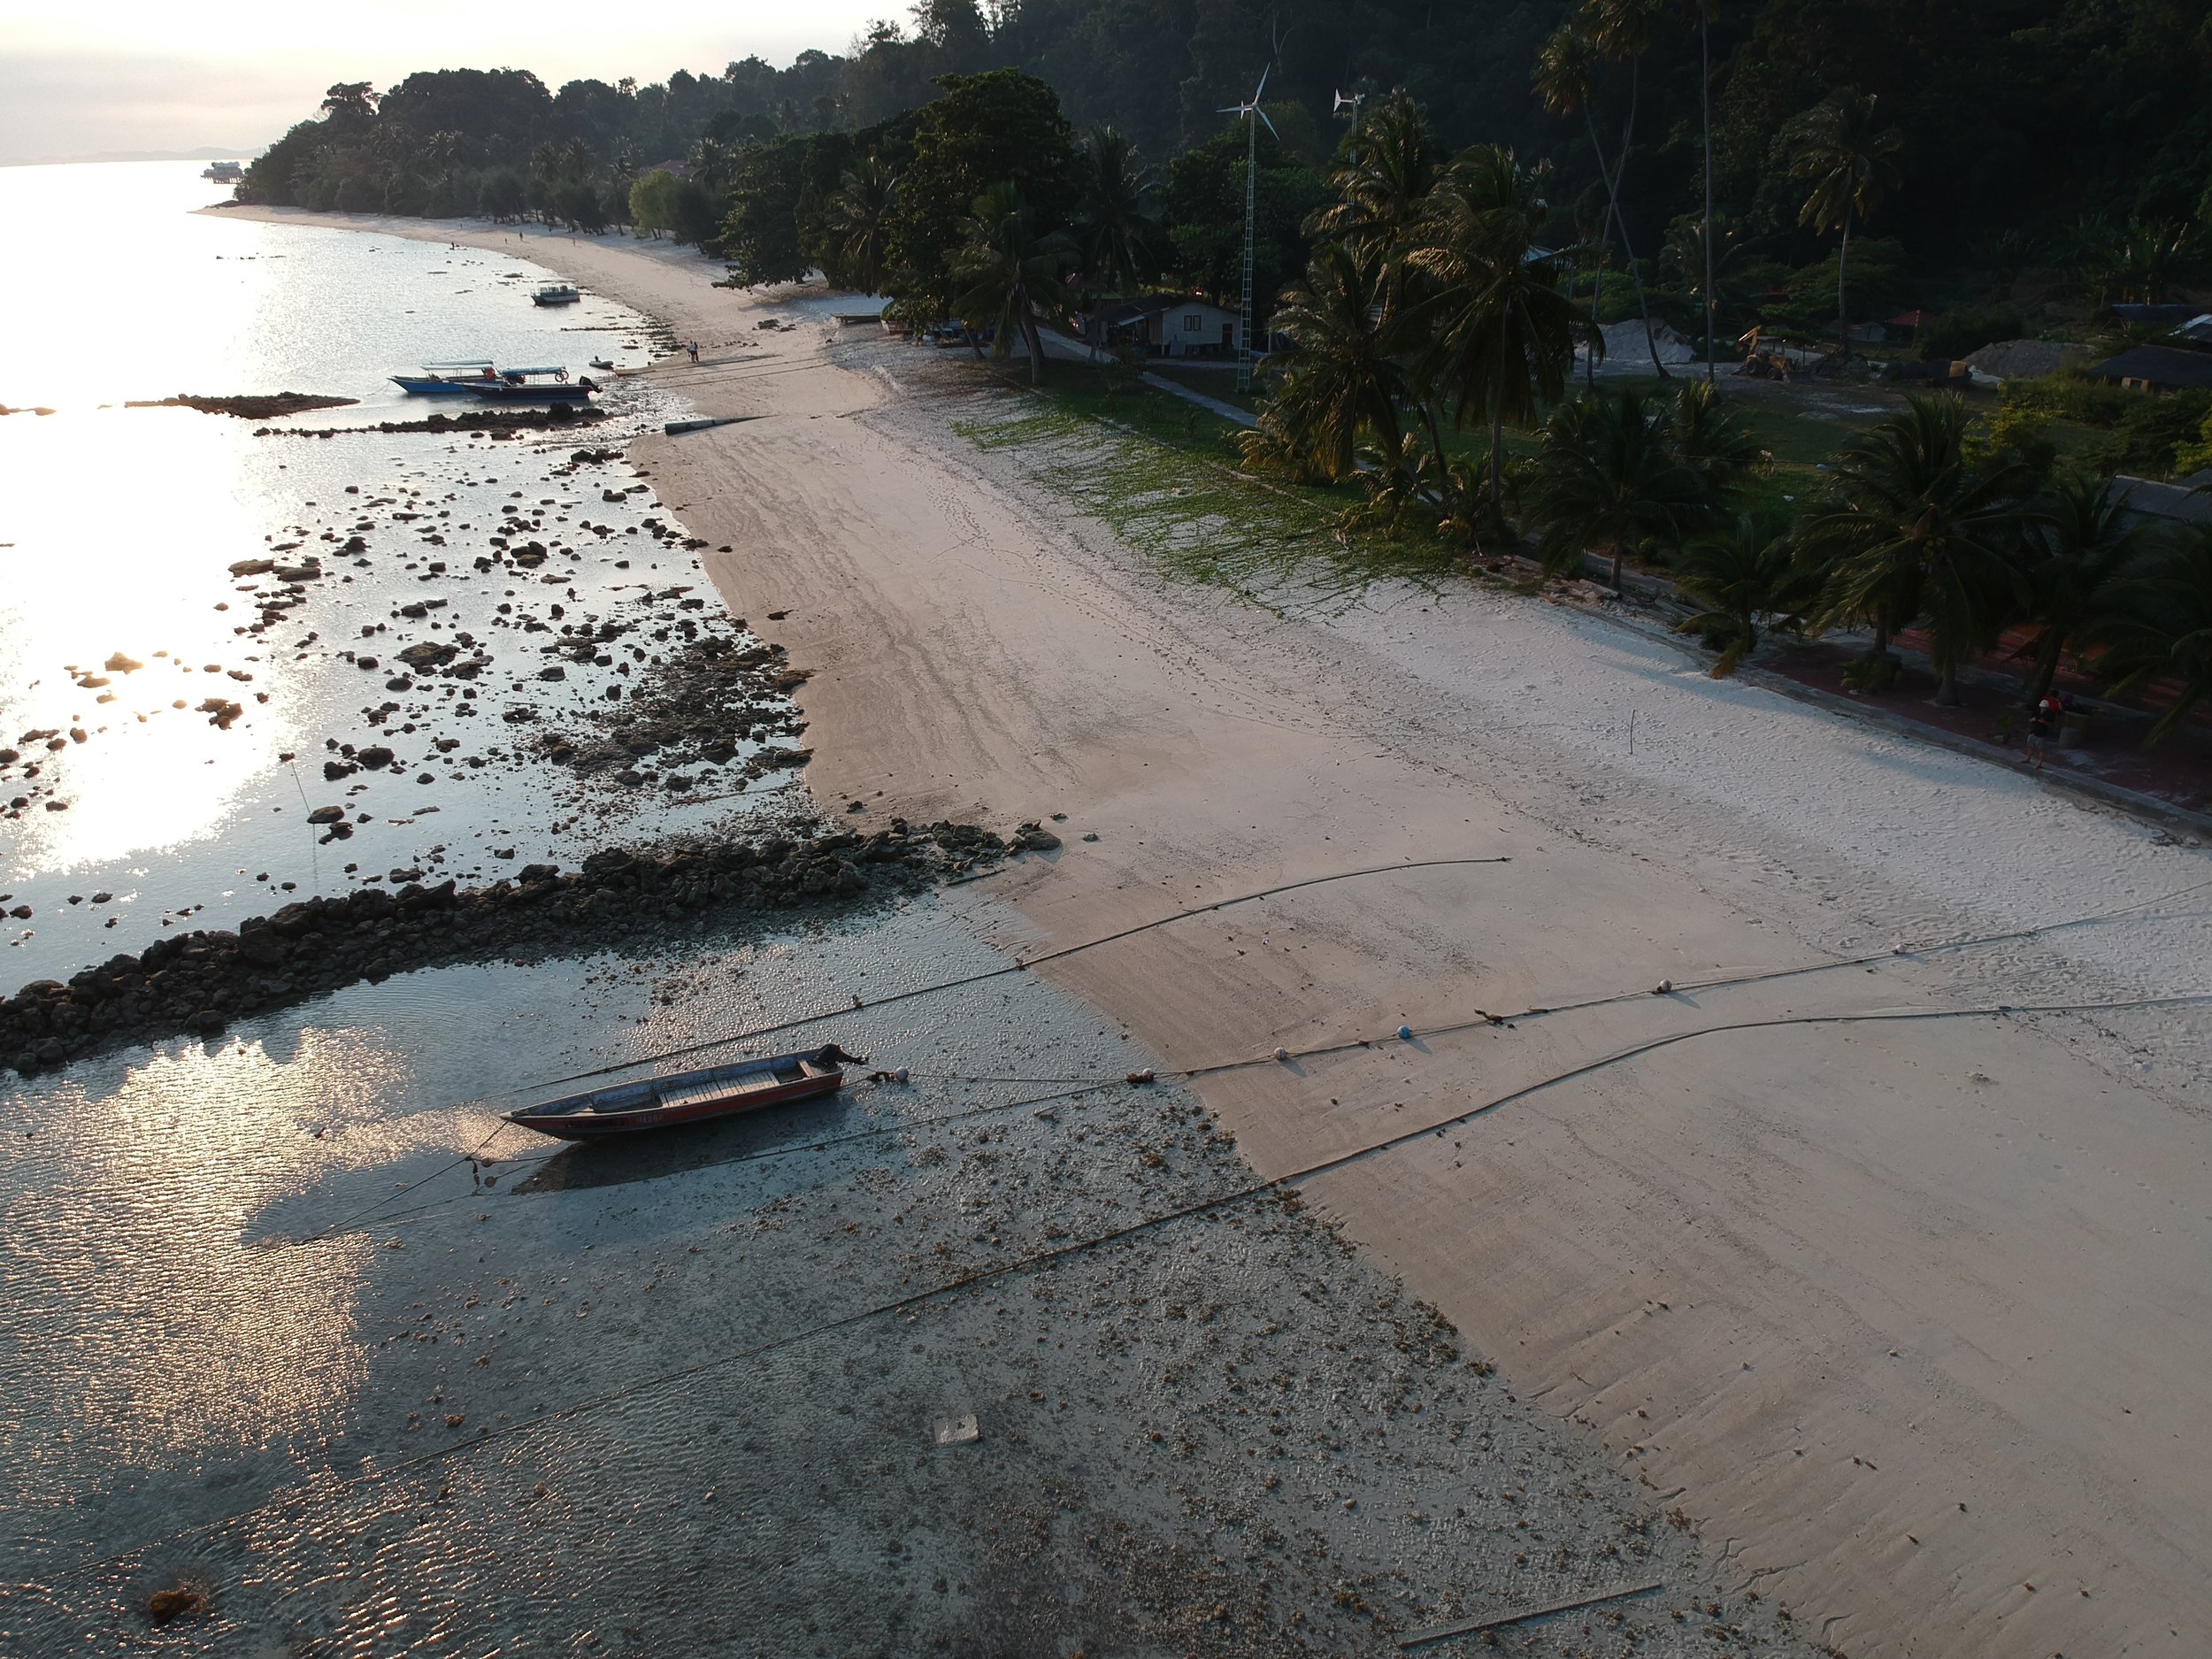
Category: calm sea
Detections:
[{"x1": 0, "y1": 161, "x2": 795, "y2": 985}]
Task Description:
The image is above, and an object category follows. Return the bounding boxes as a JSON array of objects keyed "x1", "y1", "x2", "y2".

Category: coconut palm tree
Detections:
[
  {"x1": 949, "y1": 181, "x2": 1076, "y2": 387},
  {"x1": 1580, "y1": 0, "x2": 1671, "y2": 377},
  {"x1": 1533, "y1": 18, "x2": 1667, "y2": 379},
  {"x1": 1238, "y1": 241, "x2": 1409, "y2": 484},
  {"x1": 2015, "y1": 473, "x2": 2156, "y2": 703},
  {"x1": 1528, "y1": 388, "x2": 1707, "y2": 591},
  {"x1": 1407, "y1": 145, "x2": 1578, "y2": 515},
  {"x1": 1306, "y1": 89, "x2": 1440, "y2": 276},
  {"x1": 1671, "y1": 515, "x2": 1807, "y2": 675},
  {"x1": 1073, "y1": 126, "x2": 1163, "y2": 299},
  {"x1": 820, "y1": 156, "x2": 900, "y2": 294},
  {"x1": 2088, "y1": 526, "x2": 2212, "y2": 743},
  {"x1": 1796, "y1": 395, "x2": 2034, "y2": 703},
  {"x1": 1668, "y1": 377, "x2": 1768, "y2": 513},
  {"x1": 1678, "y1": 0, "x2": 1719, "y2": 381},
  {"x1": 1783, "y1": 89, "x2": 1903, "y2": 365}
]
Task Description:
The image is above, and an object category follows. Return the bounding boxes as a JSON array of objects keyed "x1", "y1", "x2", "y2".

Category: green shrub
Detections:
[
  {"x1": 2082, "y1": 388, "x2": 2212, "y2": 478},
  {"x1": 1998, "y1": 368, "x2": 2139, "y2": 428}
]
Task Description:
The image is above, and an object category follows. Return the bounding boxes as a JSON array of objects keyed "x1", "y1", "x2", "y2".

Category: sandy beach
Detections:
[{"x1": 215, "y1": 206, "x2": 2212, "y2": 1656}]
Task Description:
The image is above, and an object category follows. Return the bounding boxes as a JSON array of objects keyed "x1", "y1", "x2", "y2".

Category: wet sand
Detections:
[
  {"x1": 3, "y1": 900, "x2": 1806, "y2": 1656},
  {"x1": 210, "y1": 208, "x2": 2212, "y2": 1655}
]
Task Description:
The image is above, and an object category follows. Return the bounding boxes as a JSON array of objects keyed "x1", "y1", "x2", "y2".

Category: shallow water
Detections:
[
  {"x1": 0, "y1": 163, "x2": 813, "y2": 986},
  {"x1": 0, "y1": 894, "x2": 1770, "y2": 1658}
]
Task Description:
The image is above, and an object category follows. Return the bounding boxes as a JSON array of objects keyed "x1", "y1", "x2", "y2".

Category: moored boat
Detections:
[
  {"x1": 532, "y1": 282, "x2": 580, "y2": 306},
  {"x1": 503, "y1": 1044, "x2": 856, "y2": 1139},
  {"x1": 390, "y1": 360, "x2": 498, "y2": 395},
  {"x1": 465, "y1": 365, "x2": 598, "y2": 403}
]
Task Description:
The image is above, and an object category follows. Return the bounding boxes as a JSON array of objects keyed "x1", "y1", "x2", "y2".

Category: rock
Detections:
[
  {"x1": 323, "y1": 759, "x2": 357, "y2": 780},
  {"x1": 357, "y1": 657, "x2": 379, "y2": 672},
  {"x1": 307, "y1": 806, "x2": 345, "y2": 825},
  {"x1": 228, "y1": 558, "x2": 276, "y2": 577},
  {"x1": 189, "y1": 1009, "x2": 227, "y2": 1034},
  {"x1": 270, "y1": 902, "x2": 321, "y2": 937},
  {"x1": 356, "y1": 746, "x2": 396, "y2": 770}
]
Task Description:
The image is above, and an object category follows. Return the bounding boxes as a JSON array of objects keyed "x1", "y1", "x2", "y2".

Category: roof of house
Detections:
[
  {"x1": 636, "y1": 158, "x2": 695, "y2": 179},
  {"x1": 2087, "y1": 344, "x2": 2212, "y2": 389},
  {"x1": 1886, "y1": 310, "x2": 1932, "y2": 328},
  {"x1": 2108, "y1": 303, "x2": 2202, "y2": 326},
  {"x1": 1094, "y1": 292, "x2": 1236, "y2": 324}
]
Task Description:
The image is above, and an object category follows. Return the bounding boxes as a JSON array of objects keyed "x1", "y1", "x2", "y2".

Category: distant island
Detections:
[{"x1": 4, "y1": 145, "x2": 258, "y2": 167}]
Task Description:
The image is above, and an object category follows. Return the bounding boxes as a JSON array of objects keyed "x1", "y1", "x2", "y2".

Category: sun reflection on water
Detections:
[{"x1": 0, "y1": 1026, "x2": 460, "y2": 1488}]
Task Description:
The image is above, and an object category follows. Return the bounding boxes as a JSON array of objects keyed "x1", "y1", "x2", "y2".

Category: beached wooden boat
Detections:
[
  {"x1": 502, "y1": 1045, "x2": 855, "y2": 1139},
  {"x1": 533, "y1": 282, "x2": 580, "y2": 305}
]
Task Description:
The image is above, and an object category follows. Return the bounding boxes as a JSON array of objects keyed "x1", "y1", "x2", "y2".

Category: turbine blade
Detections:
[
  {"x1": 1257, "y1": 108, "x2": 1279, "y2": 139},
  {"x1": 1255, "y1": 64, "x2": 1270, "y2": 101}
]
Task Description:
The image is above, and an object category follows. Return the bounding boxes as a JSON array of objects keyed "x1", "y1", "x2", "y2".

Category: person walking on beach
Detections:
[
  {"x1": 2024, "y1": 691, "x2": 2062, "y2": 769},
  {"x1": 687, "y1": 340, "x2": 700, "y2": 364}
]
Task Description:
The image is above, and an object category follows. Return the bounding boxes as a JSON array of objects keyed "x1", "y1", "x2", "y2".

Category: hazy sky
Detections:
[{"x1": 0, "y1": 2, "x2": 885, "y2": 163}]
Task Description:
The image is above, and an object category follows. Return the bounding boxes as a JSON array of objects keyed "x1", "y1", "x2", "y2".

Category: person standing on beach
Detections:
[
  {"x1": 2024, "y1": 691, "x2": 2062, "y2": 769},
  {"x1": 687, "y1": 341, "x2": 700, "y2": 364}
]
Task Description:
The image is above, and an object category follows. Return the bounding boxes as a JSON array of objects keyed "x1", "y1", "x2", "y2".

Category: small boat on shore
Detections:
[
  {"x1": 465, "y1": 365, "x2": 598, "y2": 403},
  {"x1": 390, "y1": 360, "x2": 497, "y2": 395},
  {"x1": 503, "y1": 1044, "x2": 856, "y2": 1139},
  {"x1": 533, "y1": 282, "x2": 580, "y2": 306},
  {"x1": 588, "y1": 356, "x2": 615, "y2": 370}
]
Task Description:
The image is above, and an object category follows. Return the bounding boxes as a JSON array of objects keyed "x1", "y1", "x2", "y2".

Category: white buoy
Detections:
[
  {"x1": 1655, "y1": 978, "x2": 1674, "y2": 994},
  {"x1": 894, "y1": 1065, "x2": 910, "y2": 1084},
  {"x1": 1272, "y1": 1047, "x2": 1290, "y2": 1063}
]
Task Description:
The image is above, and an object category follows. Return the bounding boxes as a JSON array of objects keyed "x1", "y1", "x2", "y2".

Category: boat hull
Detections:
[
  {"x1": 467, "y1": 382, "x2": 595, "y2": 403},
  {"x1": 503, "y1": 1049, "x2": 847, "y2": 1140},
  {"x1": 391, "y1": 376, "x2": 488, "y2": 396}
]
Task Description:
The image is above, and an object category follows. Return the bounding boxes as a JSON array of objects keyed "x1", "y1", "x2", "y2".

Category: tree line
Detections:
[
  {"x1": 234, "y1": 0, "x2": 2211, "y2": 351},
  {"x1": 1245, "y1": 88, "x2": 2208, "y2": 740}
]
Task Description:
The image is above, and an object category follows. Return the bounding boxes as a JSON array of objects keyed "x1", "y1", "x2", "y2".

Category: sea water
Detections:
[{"x1": 0, "y1": 161, "x2": 796, "y2": 986}]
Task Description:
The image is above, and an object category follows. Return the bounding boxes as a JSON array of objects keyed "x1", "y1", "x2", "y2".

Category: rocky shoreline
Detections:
[
  {"x1": 0, "y1": 818, "x2": 1059, "y2": 1078},
  {"x1": 258, "y1": 404, "x2": 611, "y2": 437},
  {"x1": 127, "y1": 392, "x2": 358, "y2": 418}
]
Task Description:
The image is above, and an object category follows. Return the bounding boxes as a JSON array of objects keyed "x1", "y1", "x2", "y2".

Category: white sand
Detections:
[{"x1": 222, "y1": 207, "x2": 2212, "y2": 1655}]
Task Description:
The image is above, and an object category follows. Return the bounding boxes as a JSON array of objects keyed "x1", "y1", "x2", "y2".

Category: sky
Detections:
[{"x1": 0, "y1": 2, "x2": 886, "y2": 164}]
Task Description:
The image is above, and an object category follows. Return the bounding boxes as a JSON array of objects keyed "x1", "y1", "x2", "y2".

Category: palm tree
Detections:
[
  {"x1": 1528, "y1": 388, "x2": 1707, "y2": 591},
  {"x1": 1796, "y1": 395, "x2": 2034, "y2": 704},
  {"x1": 1533, "y1": 17, "x2": 1667, "y2": 379},
  {"x1": 950, "y1": 181, "x2": 1076, "y2": 388},
  {"x1": 1672, "y1": 515, "x2": 1806, "y2": 675},
  {"x1": 2089, "y1": 526, "x2": 2212, "y2": 743},
  {"x1": 1677, "y1": 0, "x2": 1720, "y2": 381},
  {"x1": 1668, "y1": 377, "x2": 1768, "y2": 515},
  {"x1": 1580, "y1": 0, "x2": 1671, "y2": 377},
  {"x1": 1240, "y1": 241, "x2": 1409, "y2": 484},
  {"x1": 1074, "y1": 126, "x2": 1163, "y2": 299},
  {"x1": 820, "y1": 157, "x2": 900, "y2": 294},
  {"x1": 1783, "y1": 89, "x2": 1903, "y2": 364},
  {"x1": 2016, "y1": 474, "x2": 2157, "y2": 703},
  {"x1": 1407, "y1": 146, "x2": 1578, "y2": 515},
  {"x1": 1306, "y1": 89, "x2": 1440, "y2": 276}
]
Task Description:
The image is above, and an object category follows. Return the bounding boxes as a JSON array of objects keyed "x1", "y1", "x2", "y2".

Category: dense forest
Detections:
[{"x1": 236, "y1": 0, "x2": 2212, "y2": 334}]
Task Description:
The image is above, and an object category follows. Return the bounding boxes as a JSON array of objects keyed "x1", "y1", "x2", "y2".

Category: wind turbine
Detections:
[
  {"x1": 1218, "y1": 65, "x2": 1277, "y2": 394},
  {"x1": 1332, "y1": 89, "x2": 1366, "y2": 124}
]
